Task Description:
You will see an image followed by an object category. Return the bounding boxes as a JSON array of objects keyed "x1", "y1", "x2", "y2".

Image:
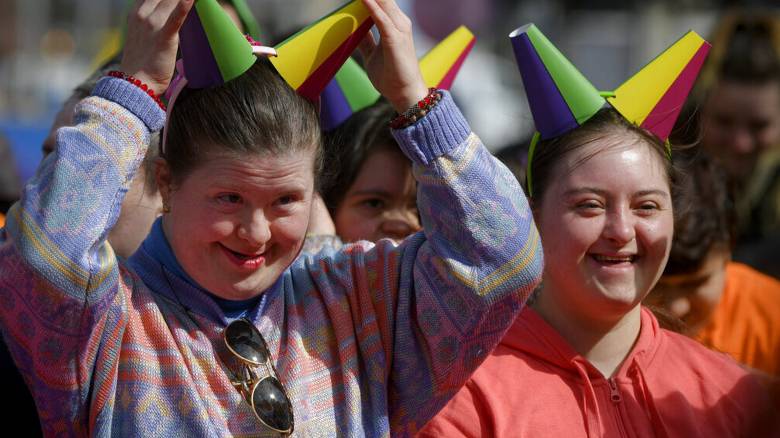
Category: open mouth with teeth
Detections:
[
  {"x1": 220, "y1": 244, "x2": 266, "y2": 269},
  {"x1": 591, "y1": 254, "x2": 638, "y2": 265}
]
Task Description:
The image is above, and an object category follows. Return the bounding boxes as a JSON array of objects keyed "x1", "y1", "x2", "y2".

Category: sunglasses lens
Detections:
[
  {"x1": 252, "y1": 378, "x2": 293, "y2": 432},
  {"x1": 225, "y1": 320, "x2": 269, "y2": 364}
]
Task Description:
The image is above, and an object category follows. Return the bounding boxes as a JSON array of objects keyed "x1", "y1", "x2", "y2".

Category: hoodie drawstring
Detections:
[
  {"x1": 573, "y1": 360, "x2": 602, "y2": 438},
  {"x1": 631, "y1": 361, "x2": 670, "y2": 438}
]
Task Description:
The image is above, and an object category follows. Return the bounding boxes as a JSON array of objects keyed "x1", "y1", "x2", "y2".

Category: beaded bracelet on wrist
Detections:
[
  {"x1": 107, "y1": 71, "x2": 167, "y2": 110},
  {"x1": 389, "y1": 88, "x2": 442, "y2": 130}
]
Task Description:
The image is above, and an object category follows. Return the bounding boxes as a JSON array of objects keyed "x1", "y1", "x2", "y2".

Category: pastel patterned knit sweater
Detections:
[{"x1": 0, "y1": 78, "x2": 543, "y2": 436}]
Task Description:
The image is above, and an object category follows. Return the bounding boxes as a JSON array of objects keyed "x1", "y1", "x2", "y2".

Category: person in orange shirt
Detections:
[{"x1": 646, "y1": 152, "x2": 780, "y2": 393}]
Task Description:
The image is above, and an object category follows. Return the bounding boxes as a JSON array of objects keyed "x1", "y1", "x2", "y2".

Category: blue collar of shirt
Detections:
[{"x1": 141, "y1": 217, "x2": 265, "y2": 319}]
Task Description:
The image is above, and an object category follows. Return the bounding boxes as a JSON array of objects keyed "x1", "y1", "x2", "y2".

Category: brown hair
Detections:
[
  {"x1": 163, "y1": 58, "x2": 322, "y2": 187},
  {"x1": 663, "y1": 151, "x2": 737, "y2": 275},
  {"x1": 526, "y1": 107, "x2": 676, "y2": 205},
  {"x1": 321, "y1": 99, "x2": 398, "y2": 214}
]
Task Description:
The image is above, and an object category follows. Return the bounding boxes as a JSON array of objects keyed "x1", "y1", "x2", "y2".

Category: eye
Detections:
[
  {"x1": 276, "y1": 195, "x2": 294, "y2": 206},
  {"x1": 361, "y1": 198, "x2": 385, "y2": 209},
  {"x1": 217, "y1": 193, "x2": 242, "y2": 204},
  {"x1": 635, "y1": 201, "x2": 662, "y2": 215},
  {"x1": 576, "y1": 201, "x2": 603, "y2": 210}
]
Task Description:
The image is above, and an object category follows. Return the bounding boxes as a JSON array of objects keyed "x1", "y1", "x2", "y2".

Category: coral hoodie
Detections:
[{"x1": 420, "y1": 307, "x2": 778, "y2": 437}]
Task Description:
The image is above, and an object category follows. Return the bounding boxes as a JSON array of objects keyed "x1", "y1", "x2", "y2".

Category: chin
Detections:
[{"x1": 590, "y1": 282, "x2": 646, "y2": 312}]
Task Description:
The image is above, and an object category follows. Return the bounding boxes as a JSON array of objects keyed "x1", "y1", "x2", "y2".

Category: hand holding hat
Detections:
[
  {"x1": 120, "y1": 0, "x2": 195, "y2": 96},
  {"x1": 358, "y1": 0, "x2": 428, "y2": 113}
]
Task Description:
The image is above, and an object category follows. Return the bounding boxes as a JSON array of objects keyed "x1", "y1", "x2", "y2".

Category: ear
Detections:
[{"x1": 154, "y1": 157, "x2": 173, "y2": 205}]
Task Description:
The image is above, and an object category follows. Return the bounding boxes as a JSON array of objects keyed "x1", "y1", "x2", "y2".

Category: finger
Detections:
[
  {"x1": 162, "y1": 0, "x2": 195, "y2": 36},
  {"x1": 153, "y1": 0, "x2": 187, "y2": 27},
  {"x1": 134, "y1": 0, "x2": 162, "y2": 19},
  {"x1": 374, "y1": 0, "x2": 411, "y2": 30},
  {"x1": 357, "y1": 31, "x2": 377, "y2": 60},
  {"x1": 362, "y1": 0, "x2": 395, "y2": 36}
]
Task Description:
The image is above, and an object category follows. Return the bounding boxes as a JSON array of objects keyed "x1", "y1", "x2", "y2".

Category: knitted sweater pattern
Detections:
[{"x1": 0, "y1": 78, "x2": 543, "y2": 437}]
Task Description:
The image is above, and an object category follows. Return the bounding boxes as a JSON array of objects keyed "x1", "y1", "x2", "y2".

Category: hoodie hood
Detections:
[
  {"x1": 502, "y1": 307, "x2": 663, "y2": 375},
  {"x1": 501, "y1": 306, "x2": 669, "y2": 437}
]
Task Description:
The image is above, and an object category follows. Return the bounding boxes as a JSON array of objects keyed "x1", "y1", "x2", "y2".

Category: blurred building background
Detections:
[{"x1": 0, "y1": 0, "x2": 777, "y2": 184}]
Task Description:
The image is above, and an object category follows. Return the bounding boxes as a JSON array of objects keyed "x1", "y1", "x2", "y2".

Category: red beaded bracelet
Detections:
[
  {"x1": 389, "y1": 88, "x2": 442, "y2": 130},
  {"x1": 107, "y1": 70, "x2": 167, "y2": 110}
]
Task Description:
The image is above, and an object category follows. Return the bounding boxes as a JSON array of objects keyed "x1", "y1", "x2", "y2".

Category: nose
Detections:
[
  {"x1": 380, "y1": 209, "x2": 421, "y2": 241},
  {"x1": 601, "y1": 206, "x2": 635, "y2": 245},
  {"x1": 668, "y1": 296, "x2": 691, "y2": 319},
  {"x1": 730, "y1": 128, "x2": 755, "y2": 155},
  {"x1": 237, "y1": 210, "x2": 271, "y2": 246}
]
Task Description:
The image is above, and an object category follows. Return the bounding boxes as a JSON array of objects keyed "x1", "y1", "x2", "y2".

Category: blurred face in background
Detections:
[
  {"x1": 334, "y1": 146, "x2": 420, "y2": 243},
  {"x1": 646, "y1": 247, "x2": 729, "y2": 335},
  {"x1": 701, "y1": 80, "x2": 780, "y2": 181}
]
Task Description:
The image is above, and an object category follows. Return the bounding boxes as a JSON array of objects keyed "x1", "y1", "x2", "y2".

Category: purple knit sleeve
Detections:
[
  {"x1": 0, "y1": 76, "x2": 162, "y2": 432},
  {"x1": 304, "y1": 91, "x2": 544, "y2": 436}
]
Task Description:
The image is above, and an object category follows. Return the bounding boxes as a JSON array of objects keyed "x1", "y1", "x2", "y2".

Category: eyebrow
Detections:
[
  {"x1": 563, "y1": 187, "x2": 669, "y2": 198},
  {"x1": 349, "y1": 189, "x2": 393, "y2": 198}
]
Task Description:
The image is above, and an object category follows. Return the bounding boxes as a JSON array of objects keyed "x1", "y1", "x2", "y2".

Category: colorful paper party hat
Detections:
[
  {"x1": 509, "y1": 23, "x2": 605, "y2": 140},
  {"x1": 320, "y1": 57, "x2": 382, "y2": 131},
  {"x1": 419, "y1": 25, "x2": 476, "y2": 90},
  {"x1": 320, "y1": 25, "x2": 476, "y2": 131},
  {"x1": 179, "y1": 0, "x2": 258, "y2": 89},
  {"x1": 608, "y1": 31, "x2": 711, "y2": 142},
  {"x1": 164, "y1": 0, "x2": 276, "y2": 153},
  {"x1": 271, "y1": 0, "x2": 374, "y2": 101}
]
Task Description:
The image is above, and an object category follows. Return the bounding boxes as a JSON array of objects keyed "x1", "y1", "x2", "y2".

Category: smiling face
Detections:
[
  {"x1": 333, "y1": 146, "x2": 420, "y2": 243},
  {"x1": 158, "y1": 149, "x2": 316, "y2": 300},
  {"x1": 535, "y1": 133, "x2": 674, "y2": 322}
]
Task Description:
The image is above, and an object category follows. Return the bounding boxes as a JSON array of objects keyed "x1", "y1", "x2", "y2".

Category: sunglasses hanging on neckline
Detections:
[{"x1": 224, "y1": 318, "x2": 294, "y2": 435}]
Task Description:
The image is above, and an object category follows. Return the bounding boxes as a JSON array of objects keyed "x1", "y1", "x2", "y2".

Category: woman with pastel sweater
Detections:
[
  {"x1": 0, "y1": 0, "x2": 542, "y2": 436},
  {"x1": 420, "y1": 24, "x2": 776, "y2": 437}
]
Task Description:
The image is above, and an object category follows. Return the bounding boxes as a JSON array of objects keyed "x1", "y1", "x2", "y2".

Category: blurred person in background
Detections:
[
  {"x1": 0, "y1": 134, "x2": 34, "y2": 435},
  {"x1": 0, "y1": 133, "x2": 21, "y2": 226},
  {"x1": 322, "y1": 100, "x2": 421, "y2": 244},
  {"x1": 696, "y1": 12, "x2": 780, "y2": 277},
  {"x1": 645, "y1": 151, "x2": 780, "y2": 405}
]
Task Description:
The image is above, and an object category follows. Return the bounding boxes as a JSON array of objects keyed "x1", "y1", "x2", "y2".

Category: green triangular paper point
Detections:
[
  {"x1": 526, "y1": 25, "x2": 604, "y2": 125},
  {"x1": 197, "y1": 0, "x2": 255, "y2": 83},
  {"x1": 228, "y1": 0, "x2": 262, "y2": 40},
  {"x1": 335, "y1": 58, "x2": 380, "y2": 110}
]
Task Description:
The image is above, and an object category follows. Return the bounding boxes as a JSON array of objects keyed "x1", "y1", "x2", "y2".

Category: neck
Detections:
[{"x1": 532, "y1": 288, "x2": 642, "y2": 378}]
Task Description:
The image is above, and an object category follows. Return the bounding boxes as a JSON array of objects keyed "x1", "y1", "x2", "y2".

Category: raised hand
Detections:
[
  {"x1": 120, "y1": 0, "x2": 195, "y2": 95},
  {"x1": 358, "y1": 0, "x2": 428, "y2": 113}
]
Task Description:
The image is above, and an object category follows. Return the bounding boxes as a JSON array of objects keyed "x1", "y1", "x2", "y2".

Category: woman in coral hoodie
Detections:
[{"x1": 419, "y1": 25, "x2": 776, "y2": 438}]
